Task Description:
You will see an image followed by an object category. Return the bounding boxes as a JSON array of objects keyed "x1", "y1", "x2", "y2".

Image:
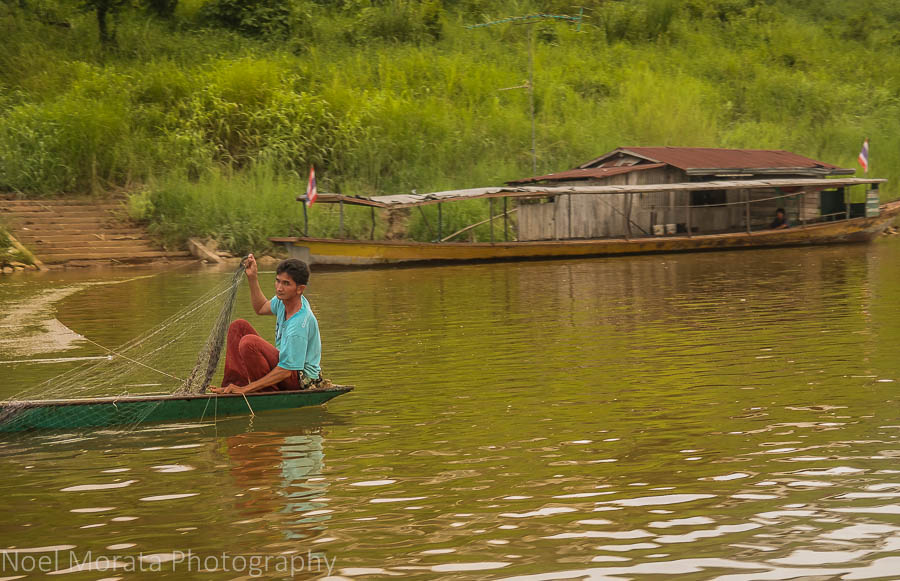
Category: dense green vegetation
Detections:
[{"x1": 2, "y1": 0, "x2": 899, "y2": 252}]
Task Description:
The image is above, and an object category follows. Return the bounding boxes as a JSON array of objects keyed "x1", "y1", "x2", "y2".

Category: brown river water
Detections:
[{"x1": 0, "y1": 241, "x2": 899, "y2": 580}]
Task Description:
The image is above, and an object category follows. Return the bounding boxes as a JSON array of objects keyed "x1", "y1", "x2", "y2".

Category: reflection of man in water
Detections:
[
  {"x1": 211, "y1": 255, "x2": 321, "y2": 394},
  {"x1": 224, "y1": 431, "x2": 327, "y2": 517},
  {"x1": 770, "y1": 207, "x2": 789, "y2": 230}
]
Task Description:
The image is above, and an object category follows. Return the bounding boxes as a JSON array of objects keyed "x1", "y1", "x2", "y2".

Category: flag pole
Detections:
[
  {"x1": 863, "y1": 138, "x2": 868, "y2": 218},
  {"x1": 853, "y1": 137, "x2": 869, "y2": 219},
  {"x1": 303, "y1": 198, "x2": 308, "y2": 236},
  {"x1": 302, "y1": 165, "x2": 317, "y2": 237}
]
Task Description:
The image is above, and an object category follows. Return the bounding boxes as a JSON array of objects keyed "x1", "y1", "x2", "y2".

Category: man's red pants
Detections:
[{"x1": 221, "y1": 319, "x2": 300, "y2": 391}]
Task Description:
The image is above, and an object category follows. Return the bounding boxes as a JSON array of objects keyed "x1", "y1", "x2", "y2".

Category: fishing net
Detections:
[
  {"x1": 177, "y1": 261, "x2": 246, "y2": 395},
  {"x1": 0, "y1": 260, "x2": 247, "y2": 432}
]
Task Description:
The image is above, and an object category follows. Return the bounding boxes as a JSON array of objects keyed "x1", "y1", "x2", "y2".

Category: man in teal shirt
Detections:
[{"x1": 211, "y1": 255, "x2": 321, "y2": 394}]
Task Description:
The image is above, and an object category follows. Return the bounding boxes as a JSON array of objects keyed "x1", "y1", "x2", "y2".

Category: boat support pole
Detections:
[
  {"x1": 687, "y1": 201, "x2": 692, "y2": 238},
  {"x1": 417, "y1": 206, "x2": 436, "y2": 238},
  {"x1": 370, "y1": 206, "x2": 376, "y2": 240},
  {"x1": 438, "y1": 203, "x2": 443, "y2": 241},
  {"x1": 845, "y1": 187, "x2": 851, "y2": 221},
  {"x1": 303, "y1": 200, "x2": 309, "y2": 236},
  {"x1": 801, "y1": 190, "x2": 806, "y2": 227},
  {"x1": 504, "y1": 197, "x2": 509, "y2": 241},
  {"x1": 489, "y1": 198, "x2": 495, "y2": 243},
  {"x1": 339, "y1": 199, "x2": 344, "y2": 238},
  {"x1": 627, "y1": 193, "x2": 634, "y2": 239},
  {"x1": 745, "y1": 195, "x2": 751, "y2": 234}
]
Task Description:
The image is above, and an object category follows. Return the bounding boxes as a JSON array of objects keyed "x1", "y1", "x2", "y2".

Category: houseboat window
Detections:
[{"x1": 690, "y1": 190, "x2": 727, "y2": 206}]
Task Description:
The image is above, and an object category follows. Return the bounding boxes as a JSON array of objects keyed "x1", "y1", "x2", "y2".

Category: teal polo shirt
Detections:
[{"x1": 270, "y1": 295, "x2": 321, "y2": 379}]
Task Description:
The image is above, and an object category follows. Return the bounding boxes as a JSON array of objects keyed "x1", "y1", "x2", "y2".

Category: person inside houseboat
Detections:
[
  {"x1": 210, "y1": 255, "x2": 322, "y2": 395},
  {"x1": 770, "y1": 208, "x2": 790, "y2": 229}
]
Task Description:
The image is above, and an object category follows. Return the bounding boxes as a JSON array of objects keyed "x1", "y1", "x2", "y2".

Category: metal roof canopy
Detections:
[
  {"x1": 301, "y1": 194, "x2": 384, "y2": 207},
  {"x1": 306, "y1": 178, "x2": 885, "y2": 209}
]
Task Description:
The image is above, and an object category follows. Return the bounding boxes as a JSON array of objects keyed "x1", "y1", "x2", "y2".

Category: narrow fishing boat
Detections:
[
  {"x1": 272, "y1": 147, "x2": 897, "y2": 266},
  {"x1": 0, "y1": 253, "x2": 353, "y2": 433},
  {"x1": 0, "y1": 386, "x2": 353, "y2": 432}
]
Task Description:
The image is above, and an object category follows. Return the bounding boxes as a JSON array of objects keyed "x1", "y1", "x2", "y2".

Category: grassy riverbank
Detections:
[{"x1": 2, "y1": 0, "x2": 899, "y2": 253}]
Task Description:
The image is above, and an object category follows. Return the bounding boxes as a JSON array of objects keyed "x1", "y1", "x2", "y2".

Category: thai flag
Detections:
[
  {"x1": 305, "y1": 166, "x2": 317, "y2": 207},
  {"x1": 858, "y1": 139, "x2": 869, "y2": 173}
]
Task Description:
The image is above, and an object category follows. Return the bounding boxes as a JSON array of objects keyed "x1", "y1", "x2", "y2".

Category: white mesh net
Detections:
[{"x1": 0, "y1": 260, "x2": 247, "y2": 431}]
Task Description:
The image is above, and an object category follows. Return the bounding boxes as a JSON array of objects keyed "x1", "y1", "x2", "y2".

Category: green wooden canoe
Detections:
[{"x1": 0, "y1": 386, "x2": 353, "y2": 432}]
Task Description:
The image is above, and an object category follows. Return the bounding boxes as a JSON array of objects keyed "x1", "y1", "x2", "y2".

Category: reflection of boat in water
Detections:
[
  {"x1": 0, "y1": 386, "x2": 353, "y2": 432},
  {"x1": 273, "y1": 147, "x2": 896, "y2": 266}
]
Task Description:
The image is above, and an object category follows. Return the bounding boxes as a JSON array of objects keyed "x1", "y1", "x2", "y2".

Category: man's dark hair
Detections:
[
  {"x1": 276, "y1": 259, "x2": 310, "y2": 285},
  {"x1": 776, "y1": 207, "x2": 785, "y2": 214}
]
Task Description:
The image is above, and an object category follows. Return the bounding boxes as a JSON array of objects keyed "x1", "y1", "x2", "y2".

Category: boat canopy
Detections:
[{"x1": 308, "y1": 177, "x2": 886, "y2": 209}]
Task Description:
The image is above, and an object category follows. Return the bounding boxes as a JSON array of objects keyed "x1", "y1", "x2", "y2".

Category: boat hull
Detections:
[
  {"x1": 272, "y1": 201, "x2": 900, "y2": 267},
  {"x1": 0, "y1": 386, "x2": 353, "y2": 432}
]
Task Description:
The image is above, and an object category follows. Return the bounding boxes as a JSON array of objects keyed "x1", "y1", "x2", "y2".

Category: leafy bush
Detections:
[
  {"x1": 357, "y1": 0, "x2": 444, "y2": 43},
  {"x1": 199, "y1": 0, "x2": 309, "y2": 38},
  {"x1": 164, "y1": 58, "x2": 364, "y2": 174},
  {"x1": 126, "y1": 187, "x2": 155, "y2": 223}
]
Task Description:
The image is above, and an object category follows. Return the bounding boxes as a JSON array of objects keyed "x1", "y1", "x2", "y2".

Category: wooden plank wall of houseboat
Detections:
[
  {"x1": 518, "y1": 172, "x2": 847, "y2": 240},
  {"x1": 711, "y1": 189, "x2": 745, "y2": 232},
  {"x1": 518, "y1": 166, "x2": 686, "y2": 240},
  {"x1": 800, "y1": 192, "x2": 820, "y2": 221}
]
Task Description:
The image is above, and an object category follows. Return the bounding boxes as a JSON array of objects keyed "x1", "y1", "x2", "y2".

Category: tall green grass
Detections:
[
  {"x1": 137, "y1": 166, "x2": 390, "y2": 254},
  {"x1": 135, "y1": 165, "x2": 511, "y2": 254},
  {"x1": 2, "y1": 0, "x2": 899, "y2": 247}
]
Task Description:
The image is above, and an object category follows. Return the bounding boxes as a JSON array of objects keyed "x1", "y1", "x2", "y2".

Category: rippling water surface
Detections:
[{"x1": 1, "y1": 241, "x2": 899, "y2": 580}]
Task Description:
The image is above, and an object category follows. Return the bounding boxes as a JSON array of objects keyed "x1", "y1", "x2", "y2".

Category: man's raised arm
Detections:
[{"x1": 245, "y1": 254, "x2": 272, "y2": 315}]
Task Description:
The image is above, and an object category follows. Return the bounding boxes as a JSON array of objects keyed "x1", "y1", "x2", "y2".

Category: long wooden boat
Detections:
[
  {"x1": 273, "y1": 199, "x2": 900, "y2": 267},
  {"x1": 0, "y1": 386, "x2": 352, "y2": 432}
]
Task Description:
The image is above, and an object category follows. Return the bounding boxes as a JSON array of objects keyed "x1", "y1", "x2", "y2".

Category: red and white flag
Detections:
[
  {"x1": 305, "y1": 166, "x2": 318, "y2": 207},
  {"x1": 858, "y1": 139, "x2": 869, "y2": 174}
]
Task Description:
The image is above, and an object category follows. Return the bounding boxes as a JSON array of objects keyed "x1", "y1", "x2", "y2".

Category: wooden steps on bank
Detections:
[{"x1": 0, "y1": 198, "x2": 190, "y2": 265}]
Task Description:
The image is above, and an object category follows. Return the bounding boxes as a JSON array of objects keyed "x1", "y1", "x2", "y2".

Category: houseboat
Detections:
[{"x1": 271, "y1": 147, "x2": 897, "y2": 266}]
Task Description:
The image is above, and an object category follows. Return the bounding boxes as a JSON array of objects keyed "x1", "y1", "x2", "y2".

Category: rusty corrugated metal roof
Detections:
[
  {"x1": 507, "y1": 163, "x2": 665, "y2": 185},
  {"x1": 304, "y1": 177, "x2": 886, "y2": 208},
  {"x1": 581, "y1": 147, "x2": 850, "y2": 172}
]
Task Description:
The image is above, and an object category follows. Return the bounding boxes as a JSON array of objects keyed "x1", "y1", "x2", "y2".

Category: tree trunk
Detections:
[{"x1": 96, "y1": 3, "x2": 112, "y2": 45}]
